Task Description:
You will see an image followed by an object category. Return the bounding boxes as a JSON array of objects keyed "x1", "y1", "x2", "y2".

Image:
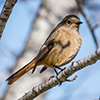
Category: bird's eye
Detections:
[{"x1": 67, "y1": 20, "x2": 71, "y2": 24}]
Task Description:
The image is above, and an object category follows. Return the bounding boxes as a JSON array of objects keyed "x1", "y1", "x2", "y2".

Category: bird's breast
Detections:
[{"x1": 41, "y1": 31, "x2": 82, "y2": 68}]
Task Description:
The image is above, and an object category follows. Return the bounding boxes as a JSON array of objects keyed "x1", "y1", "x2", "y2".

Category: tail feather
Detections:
[{"x1": 6, "y1": 56, "x2": 37, "y2": 85}]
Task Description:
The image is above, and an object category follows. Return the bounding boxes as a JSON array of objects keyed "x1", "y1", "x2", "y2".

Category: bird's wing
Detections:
[{"x1": 32, "y1": 30, "x2": 59, "y2": 73}]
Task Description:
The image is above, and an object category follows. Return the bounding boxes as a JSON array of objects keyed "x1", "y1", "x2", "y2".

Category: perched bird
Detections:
[{"x1": 6, "y1": 15, "x2": 83, "y2": 85}]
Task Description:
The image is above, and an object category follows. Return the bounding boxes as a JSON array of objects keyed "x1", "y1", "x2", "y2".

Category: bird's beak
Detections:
[{"x1": 76, "y1": 21, "x2": 83, "y2": 25}]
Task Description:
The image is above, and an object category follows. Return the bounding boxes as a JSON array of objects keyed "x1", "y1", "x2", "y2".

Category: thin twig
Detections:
[
  {"x1": 93, "y1": 23, "x2": 99, "y2": 30},
  {"x1": 66, "y1": 75, "x2": 77, "y2": 82},
  {"x1": 0, "y1": 0, "x2": 17, "y2": 38},
  {"x1": 76, "y1": 0, "x2": 99, "y2": 49},
  {"x1": 18, "y1": 48, "x2": 100, "y2": 100}
]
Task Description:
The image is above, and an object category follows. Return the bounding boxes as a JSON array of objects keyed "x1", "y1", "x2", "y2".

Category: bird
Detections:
[{"x1": 6, "y1": 15, "x2": 83, "y2": 85}]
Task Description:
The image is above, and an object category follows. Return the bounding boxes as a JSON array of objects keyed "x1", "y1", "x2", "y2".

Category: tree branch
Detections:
[
  {"x1": 18, "y1": 48, "x2": 100, "y2": 100},
  {"x1": 0, "y1": 0, "x2": 17, "y2": 38},
  {"x1": 76, "y1": 0, "x2": 99, "y2": 49}
]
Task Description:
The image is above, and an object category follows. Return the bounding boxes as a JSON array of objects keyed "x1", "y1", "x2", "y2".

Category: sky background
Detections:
[{"x1": 0, "y1": 0, "x2": 100, "y2": 100}]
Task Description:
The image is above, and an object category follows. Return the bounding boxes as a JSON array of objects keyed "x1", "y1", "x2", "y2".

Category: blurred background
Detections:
[{"x1": 0, "y1": 0, "x2": 100, "y2": 100}]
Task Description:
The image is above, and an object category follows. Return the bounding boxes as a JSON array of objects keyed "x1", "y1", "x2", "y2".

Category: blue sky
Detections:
[{"x1": 0, "y1": 0, "x2": 100, "y2": 100}]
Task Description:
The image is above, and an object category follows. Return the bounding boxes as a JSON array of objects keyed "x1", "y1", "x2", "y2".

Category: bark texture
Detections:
[{"x1": 0, "y1": 0, "x2": 17, "y2": 38}]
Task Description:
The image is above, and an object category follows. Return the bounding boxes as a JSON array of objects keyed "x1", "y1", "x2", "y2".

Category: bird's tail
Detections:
[{"x1": 6, "y1": 56, "x2": 37, "y2": 85}]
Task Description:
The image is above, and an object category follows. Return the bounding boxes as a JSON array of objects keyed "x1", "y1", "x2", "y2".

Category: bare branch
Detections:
[
  {"x1": 0, "y1": 0, "x2": 17, "y2": 38},
  {"x1": 66, "y1": 75, "x2": 77, "y2": 82},
  {"x1": 18, "y1": 48, "x2": 100, "y2": 100},
  {"x1": 76, "y1": 0, "x2": 99, "y2": 49}
]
